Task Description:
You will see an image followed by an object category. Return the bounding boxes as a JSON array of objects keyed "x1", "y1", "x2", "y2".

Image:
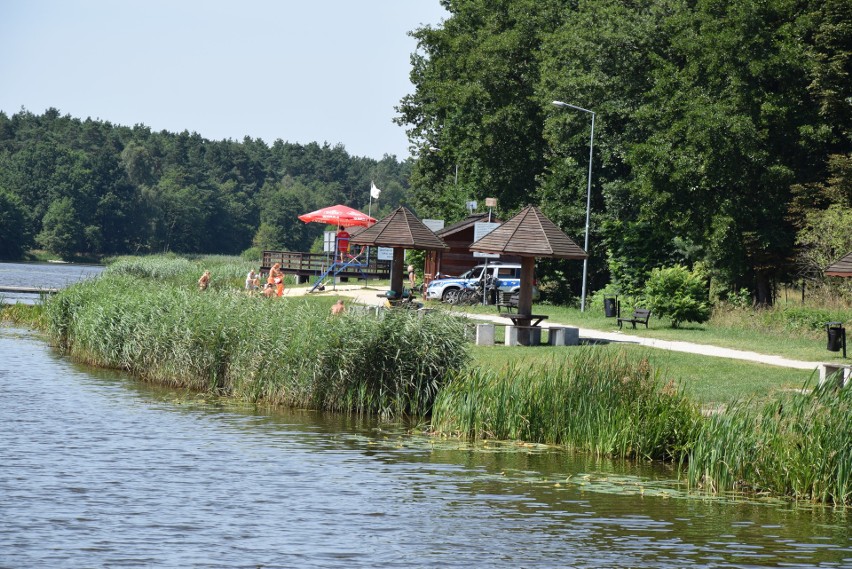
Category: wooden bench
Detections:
[
  {"x1": 496, "y1": 291, "x2": 519, "y2": 313},
  {"x1": 617, "y1": 308, "x2": 651, "y2": 329}
]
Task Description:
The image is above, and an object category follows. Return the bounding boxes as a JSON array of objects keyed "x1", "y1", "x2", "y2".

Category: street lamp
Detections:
[
  {"x1": 552, "y1": 100, "x2": 595, "y2": 312},
  {"x1": 429, "y1": 146, "x2": 458, "y2": 186}
]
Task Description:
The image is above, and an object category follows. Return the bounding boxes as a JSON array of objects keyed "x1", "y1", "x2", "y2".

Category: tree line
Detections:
[
  {"x1": 397, "y1": 0, "x2": 851, "y2": 304},
  {"x1": 0, "y1": 108, "x2": 413, "y2": 260}
]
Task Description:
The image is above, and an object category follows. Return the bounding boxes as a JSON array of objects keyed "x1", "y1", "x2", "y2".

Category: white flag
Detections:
[{"x1": 370, "y1": 181, "x2": 381, "y2": 199}]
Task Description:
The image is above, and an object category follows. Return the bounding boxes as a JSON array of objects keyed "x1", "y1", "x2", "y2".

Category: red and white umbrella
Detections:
[{"x1": 298, "y1": 204, "x2": 376, "y2": 227}]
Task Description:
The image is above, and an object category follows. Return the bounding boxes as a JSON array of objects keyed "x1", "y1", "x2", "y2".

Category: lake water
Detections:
[
  {"x1": 0, "y1": 261, "x2": 104, "y2": 304},
  {"x1": 0, "y1": 263, "x2": 850, "y2": 567}
]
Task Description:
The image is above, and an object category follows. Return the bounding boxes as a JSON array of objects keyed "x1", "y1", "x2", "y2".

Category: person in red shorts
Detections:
[{"x1": 336, "y1": 226, "x2": 350, "y2": 262}]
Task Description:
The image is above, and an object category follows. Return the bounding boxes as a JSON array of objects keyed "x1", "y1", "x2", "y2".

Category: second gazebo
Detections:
[
  {"x1": 350, "y1": 206, "x2": 449, "y2": 297},
  {"x1": 470, "y1": 205, "x2": 587, "y2": 331}
]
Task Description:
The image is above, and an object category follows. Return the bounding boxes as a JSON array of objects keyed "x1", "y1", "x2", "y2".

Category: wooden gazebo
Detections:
[
  {"x1": 351, "y1": 206, "x2": 448, "y2": 296},
  {"x1": 471, "y1": 205, "x2": 587, "y2": 341}
]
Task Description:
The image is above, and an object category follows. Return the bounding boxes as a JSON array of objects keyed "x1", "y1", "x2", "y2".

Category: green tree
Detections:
[
  {"x1": 0, "y1": 188, "x2": 30, "y2": 259},
  {"x1": 36, "y1": 197, "x2": 84, "y2": 259},
  {"x1": 398, "y1": 0, "x2": 561, "y2": 220}
]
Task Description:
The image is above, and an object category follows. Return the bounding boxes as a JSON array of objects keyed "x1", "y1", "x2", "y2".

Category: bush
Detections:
[{"x1": 644, "y1": 264, "x2": 711, "y2": 328}]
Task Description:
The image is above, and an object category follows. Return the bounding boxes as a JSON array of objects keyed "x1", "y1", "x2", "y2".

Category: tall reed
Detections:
[
  {"x1": 686, "y1": 379, "x2": 852, "y2": 505},
  {"x1": 105, "y1": 254, "x2": 289, "y2": 290},
  {"x1": 45, "y1": 274, "x2": 470, "y2": 417},
  {"x1": 431, "y1": 349, "x2": 700, "y2": 461}
]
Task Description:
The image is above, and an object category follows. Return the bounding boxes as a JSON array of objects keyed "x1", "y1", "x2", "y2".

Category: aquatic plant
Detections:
[
  {"x1": 44, "y1": 274, "x2": 469, "y2": 417},
  {"x1": 431, "y1": 349, "x2": 700, "y2": 461},
  {"x1": 687, "y1": 379, "x2": 852, "y2": 505}
]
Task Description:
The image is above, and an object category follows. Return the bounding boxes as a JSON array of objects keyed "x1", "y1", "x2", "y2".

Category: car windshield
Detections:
[{"x1": 458, "y1": 267, "x2": 484, "y2": 279}]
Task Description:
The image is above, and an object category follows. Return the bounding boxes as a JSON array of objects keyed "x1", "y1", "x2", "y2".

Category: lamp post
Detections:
[
  {"x1": 552, "y1": 100, "x2": 595, "y2": 312},
  {"x1": 429, "y1": 146, "x2": 458, "y2": 186}
]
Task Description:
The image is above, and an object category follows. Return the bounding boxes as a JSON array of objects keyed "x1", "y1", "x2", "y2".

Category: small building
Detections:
[{"x1": 423, "y1": 213, "x2": 520, "y2": 285}]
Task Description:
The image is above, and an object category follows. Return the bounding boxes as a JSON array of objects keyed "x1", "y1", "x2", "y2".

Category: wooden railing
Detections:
[{"x1": 261, "y1": 250, "x2": 391, "y2": 280}]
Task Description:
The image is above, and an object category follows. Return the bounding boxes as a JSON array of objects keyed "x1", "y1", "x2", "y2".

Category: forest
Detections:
[
  {"x1": 0, "y1": 108, "x2": 414, "y2": 261},
  {"x1": 1, "y1": 0, "x2": 850, "y2": 306}
]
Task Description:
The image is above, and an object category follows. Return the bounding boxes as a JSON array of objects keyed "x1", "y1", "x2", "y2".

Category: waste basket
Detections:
[
  {"x1": 826, "y1": 322, "x2": 846, "y2": 357},
  {"x1": 604, "y1": 296, "x2": 618, "y2": 318}
]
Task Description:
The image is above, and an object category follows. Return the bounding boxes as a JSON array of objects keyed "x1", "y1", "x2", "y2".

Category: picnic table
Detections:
[{"x1": 499, "y1": 313, "x2": 549, "y2": 327}]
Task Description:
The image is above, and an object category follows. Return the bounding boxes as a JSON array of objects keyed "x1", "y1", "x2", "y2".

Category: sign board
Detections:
[
  {"x1": 485, "y1": 197, "x2": 497, "y2": 207},
  {"x1": 472, "y1": 222, "x2": 501, "y2": 258},
  {"x1": 377, "y1": 247, "x2": 394, "y2": 261},
  {"x1": 466, "y1": 200, "x2": 478, "y2": 213},
  {"x1": 323, "y1": 231, "x2": 336, "y2": 253},
  {"x1": 423, "y1": 219, "x2": 445, "y2": 232}
]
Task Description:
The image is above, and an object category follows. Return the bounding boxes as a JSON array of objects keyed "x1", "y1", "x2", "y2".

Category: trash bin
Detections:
[
  {"x1": 826, "y1": 322, "x2": 846, "y2": 357},
  {"x1": 604, "y1": 296, "x2": 618, "y2": 318}
]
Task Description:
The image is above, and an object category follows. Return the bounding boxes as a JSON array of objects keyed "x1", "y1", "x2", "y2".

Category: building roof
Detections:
[
  {"x1": 436, "y1": 213, "x2": 494, "y2": 237},
  {"x1": 469, "y1": 205, "x2": 588, "y2": 259},
  {"x1": 350, "y1": 206, "x2": 449, "y2": 251},
  {"x1": 825, "y1": 251, "x2": 852, "y2": 277}
]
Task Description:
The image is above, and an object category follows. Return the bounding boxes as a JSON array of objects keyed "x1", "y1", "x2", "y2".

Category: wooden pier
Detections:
[{"x1": 0, "y1": 286, "x2": 59, "y2": 294}]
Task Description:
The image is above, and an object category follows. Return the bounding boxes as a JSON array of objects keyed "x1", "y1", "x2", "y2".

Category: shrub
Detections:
[{"x1": 644, "y1": 264, "x2": 711, "y2": 328}]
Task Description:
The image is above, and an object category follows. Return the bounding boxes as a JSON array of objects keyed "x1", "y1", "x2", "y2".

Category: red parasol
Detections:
[{"x1": 298, "y1": 204, "x2": 376, "y2": 227}]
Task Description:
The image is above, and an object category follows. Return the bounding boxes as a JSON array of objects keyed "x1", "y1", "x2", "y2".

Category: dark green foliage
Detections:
[
  {"x1": 644, "y1": 264, "x2": 712, "y2": 328},
  {"x1": 36, "y1": 197, "x2": 84, "y2": 259},
  {"x1": 0, "y1": 109, "x2": 412, "y2": 259},
  {"x1": 399, "y1": 0, "x2": 850, "y2": 306},
  {"x1": 0, "y1": 188, "x2": 30, "y2": 258}
]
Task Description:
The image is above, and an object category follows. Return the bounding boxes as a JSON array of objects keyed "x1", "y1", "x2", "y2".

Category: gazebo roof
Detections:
[
  {"x1": 350, "y1": 206, "x2": 449, "y2": 251},
  {"x1": 469, "y1": 205, "x2": 588, "y2": 259},
  {"x1": 825, "y1": 251, "x2": 852, "y2": 277}
]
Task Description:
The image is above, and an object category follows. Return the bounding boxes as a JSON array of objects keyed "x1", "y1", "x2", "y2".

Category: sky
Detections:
[{"x1": 0, "y1": 0, "x2": 448, "y2": 160}]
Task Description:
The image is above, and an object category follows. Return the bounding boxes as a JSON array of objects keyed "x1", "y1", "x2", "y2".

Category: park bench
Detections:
[
  {"x1": 617, "y1": 308, "x2": 651, "y2": 329},
  {"x1": 496, "y1": 291, "x2": 519, "y2": 313}
]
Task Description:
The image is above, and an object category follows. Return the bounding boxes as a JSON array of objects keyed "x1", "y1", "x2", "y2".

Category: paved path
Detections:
[{"x1": 295, "y1": 284, "x2": 826, "y2": 372}]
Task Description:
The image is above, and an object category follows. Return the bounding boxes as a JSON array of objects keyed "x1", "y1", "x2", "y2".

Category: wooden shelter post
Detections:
[
  {"x1": 392, "y1": 248, "x2": 405, "y2": 295},
  {"x1": 518, "y1": 257, "x2": 535, "y2": 317}
]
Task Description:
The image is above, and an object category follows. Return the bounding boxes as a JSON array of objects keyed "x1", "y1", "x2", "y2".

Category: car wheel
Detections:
[{"x1": 443, "y1": 288, "x2": 459, "y2": 304}]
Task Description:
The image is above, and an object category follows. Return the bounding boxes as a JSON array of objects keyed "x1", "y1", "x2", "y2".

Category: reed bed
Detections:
[
  {"x1": 431, "y1": 349, "x2": 701, "y2": 461},
  {"x1": 0, "y1": 302, "x2": 45, "y2": 327},
  {"x1": 105, "y1": 254, "x2": 292, "y2": 290},
  {"x1": 45, "y1": 274, "x2": 469, "y2": 417},
  {"x1": 687, "y1": 380, "x2": 852, "y2": 505}
]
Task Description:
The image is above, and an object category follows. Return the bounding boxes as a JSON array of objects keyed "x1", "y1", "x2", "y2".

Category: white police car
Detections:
[{"x1": 425, "y1": 262, "x2": 538, "y2": 302}]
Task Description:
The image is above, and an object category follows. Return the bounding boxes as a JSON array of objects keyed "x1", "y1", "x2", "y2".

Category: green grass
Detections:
[
  {"x1": 470, "y1": 344, "x2": 815, "y2": 408},
  {"x1": 436, "y1": 299, "x2": 851, "y2": 363}
]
